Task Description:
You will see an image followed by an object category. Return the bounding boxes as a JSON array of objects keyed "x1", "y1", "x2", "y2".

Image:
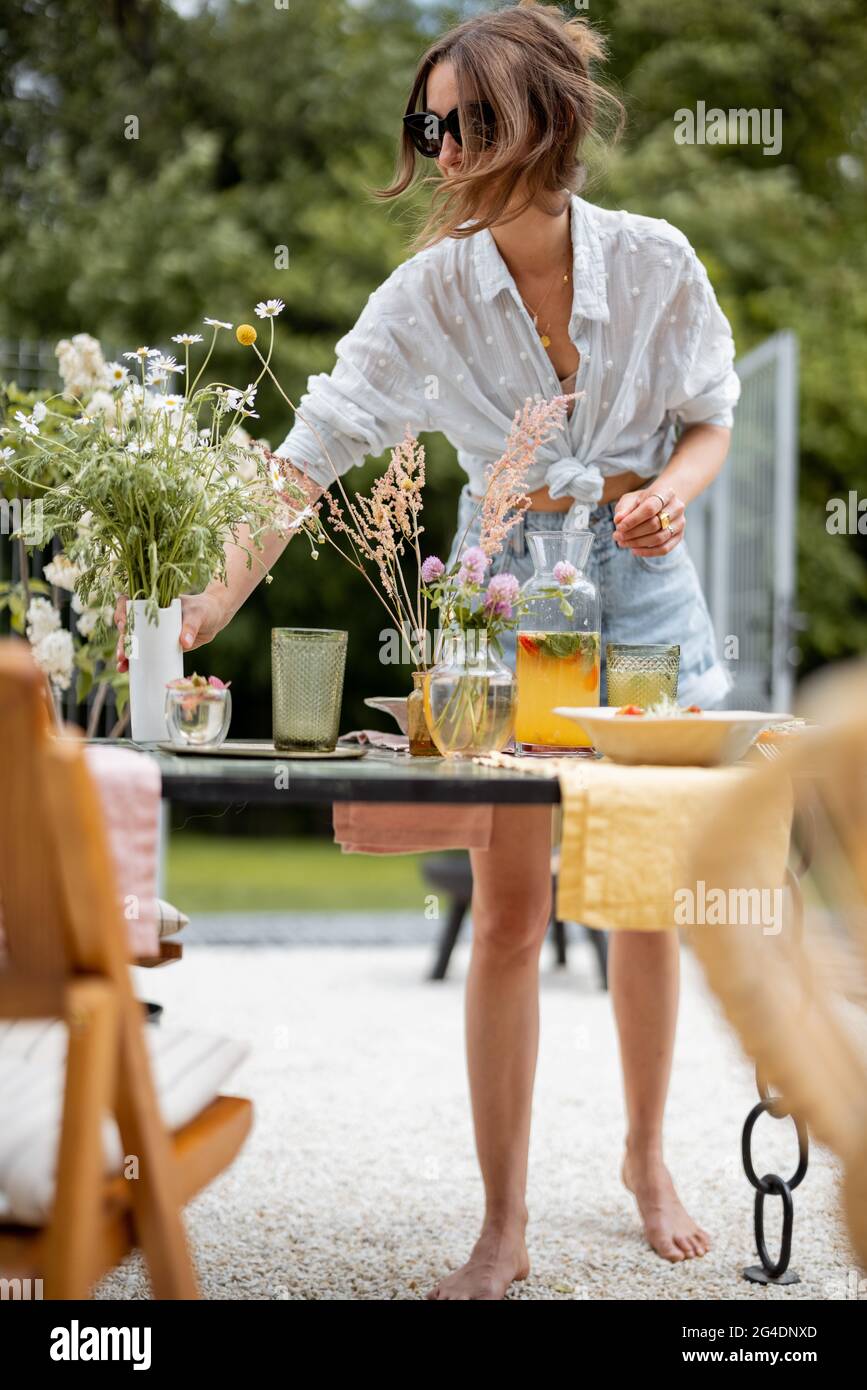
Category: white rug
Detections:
[{"x1": 97, "y1": 939, "x2": 860, "y2": 1300}]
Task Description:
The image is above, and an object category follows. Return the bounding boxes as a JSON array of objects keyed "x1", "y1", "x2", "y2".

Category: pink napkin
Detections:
[
  {"x1": 333, "y1": 801, "x2": 494, "y2": 855},
  {"x1": 340, "y1": 729, "x2": 409, "y2": 752},
  {"x1": 84, "y1": 745, "x2": 162, "y2": 959}
]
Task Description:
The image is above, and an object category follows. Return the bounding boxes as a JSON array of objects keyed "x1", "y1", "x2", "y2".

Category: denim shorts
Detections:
[{"x1": 447, "y1": 484, "x2": 731, "y2": 708}]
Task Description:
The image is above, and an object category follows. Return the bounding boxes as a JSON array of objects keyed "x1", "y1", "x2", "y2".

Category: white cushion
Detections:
[{"x1": 0, "y1": 1019, "x2": 248, "y2": 1225}]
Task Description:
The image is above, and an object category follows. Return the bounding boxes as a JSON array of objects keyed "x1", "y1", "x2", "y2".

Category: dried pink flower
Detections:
[{"x1": 478, "y1": 394, "x2": 573, "y2": 559}]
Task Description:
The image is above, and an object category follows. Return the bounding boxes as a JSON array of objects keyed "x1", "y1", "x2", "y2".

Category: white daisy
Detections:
[
  {"x1": 152, "y1": 354, "x2": 184, "y2": 374},
  {"x1": 152, "y1": 394, "x2": 185, "y2": 412},
  {"x1": 0, "y1": 446, "x2": 15, "y2": 462},
  {"x1": 171, "y1": 333, "x2": 204, "y2": 345},
  {"x1": 287, "y1": 504, "x2": 315, "y2": 529},
  {"x1": 226, "y1": 383, "x2": 258, "y2": 413},
  {"x1": 105, "y1": 361, "x2": 130, "y2": 386},
  {"x1": 32, "y1": 400, "x2": 48, "y2": 423},
  {"x1": 268, "y1": 458, "x2": 284, "y2": 490},
  {"x1": 204, "y1": 318, "x2": 233, "y2": 330},
  {"x1": 123, "y1": 346, "x2": 160, "y2": 361},
  {"x1": 254, "y1": 299, "x2": 285, "y2": 319},
  {"x1": 14, "y1": 410, "x2": 39, "y2": 436}
]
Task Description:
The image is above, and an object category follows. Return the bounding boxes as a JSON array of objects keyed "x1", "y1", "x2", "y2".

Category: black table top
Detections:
[{"x1": 111, "y1": 741, "x2": 561, "y2": 806}]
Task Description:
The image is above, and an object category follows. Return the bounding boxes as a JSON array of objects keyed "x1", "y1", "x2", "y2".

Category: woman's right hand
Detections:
[{"x1": 114, "y1": 591, "x2": 228, "y2": 672}]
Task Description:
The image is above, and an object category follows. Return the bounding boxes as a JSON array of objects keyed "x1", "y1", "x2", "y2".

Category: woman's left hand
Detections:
[{"x1": 612, "y1": 485, "x2": 686, "y2": 557}]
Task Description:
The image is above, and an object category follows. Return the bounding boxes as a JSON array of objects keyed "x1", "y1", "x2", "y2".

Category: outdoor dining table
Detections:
[
  {"x1": 126, "y1": 738, "x2": 809, "y2": 1289},
  {"x1": 145, "y1": 741, "x2": 562, "y2": 807}
]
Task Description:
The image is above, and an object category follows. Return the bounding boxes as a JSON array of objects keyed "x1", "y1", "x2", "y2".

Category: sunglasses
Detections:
[{"x1": 402, "y1": 101, "x2": 497, "y2": 158}]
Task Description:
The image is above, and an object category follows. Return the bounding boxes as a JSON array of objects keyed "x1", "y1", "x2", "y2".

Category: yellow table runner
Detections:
[{"x1": 477, "y1": 754, "x2": 794, "y2": 932}]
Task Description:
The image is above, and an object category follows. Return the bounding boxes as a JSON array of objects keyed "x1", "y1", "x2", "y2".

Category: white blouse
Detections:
[{"x1": 276, "y1": 193, "x2": 740, "y2": 508}]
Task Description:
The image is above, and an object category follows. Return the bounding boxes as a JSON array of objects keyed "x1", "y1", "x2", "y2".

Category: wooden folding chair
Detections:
[{"x1": 0, "y1": 640, "x2": 252, "y2": 1298}]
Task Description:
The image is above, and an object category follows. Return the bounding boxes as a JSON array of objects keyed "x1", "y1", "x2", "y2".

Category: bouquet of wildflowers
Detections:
[
  {"x1": 0, "y1": 313, "x2": 306, "y2": 632},
  {"x1": 419, "y1": 395, "x2": 580, "y2": 660}
]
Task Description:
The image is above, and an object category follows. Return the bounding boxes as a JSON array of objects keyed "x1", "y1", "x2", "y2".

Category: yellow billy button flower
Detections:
[{"x1": 236, "y1": 324, "x2": 257, "y2": 346}]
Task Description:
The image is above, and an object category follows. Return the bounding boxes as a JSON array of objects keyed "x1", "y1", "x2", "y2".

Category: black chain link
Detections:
[{"x1": 741, "y1": 1097, "x2": 809, "y2": 1279}]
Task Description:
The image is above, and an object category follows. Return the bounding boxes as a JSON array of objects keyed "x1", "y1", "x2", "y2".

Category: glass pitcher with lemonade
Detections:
[{"x1": 516, "y1": 530, "x2": 601, "y2": 754}]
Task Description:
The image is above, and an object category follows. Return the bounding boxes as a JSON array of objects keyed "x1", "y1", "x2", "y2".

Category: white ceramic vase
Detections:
[{"x1": 127, "y1": 598, "x2": 183, "y2": 743}]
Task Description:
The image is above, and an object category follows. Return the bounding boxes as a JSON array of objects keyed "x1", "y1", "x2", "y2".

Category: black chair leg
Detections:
[
  {"x1": 552, "y1": 918, "x2": 568, "y2": 967},
  {"x1": 429, "y1": 898, "x2": 468, "y2": 981},
  {"x1": 584, "y1": 925, "x2": 609, "y2": 990}
]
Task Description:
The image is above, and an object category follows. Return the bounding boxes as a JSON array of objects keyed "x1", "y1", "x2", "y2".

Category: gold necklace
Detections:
[{"x1": 520, "y1": 264, "x2": 571, "y2": 349}]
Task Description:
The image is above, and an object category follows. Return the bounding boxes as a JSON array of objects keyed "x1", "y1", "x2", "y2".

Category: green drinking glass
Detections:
[
  {"x1": 605, "y1": 643, "x2": 680, "y2": 709},
  {"x1": 271, "y1": 628, "x2": 348, "y2": 752}
]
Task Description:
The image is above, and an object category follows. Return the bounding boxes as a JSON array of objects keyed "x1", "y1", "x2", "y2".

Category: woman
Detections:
[{"x1": 119, "y1": 4, "x2": 739, "y2": 1297}]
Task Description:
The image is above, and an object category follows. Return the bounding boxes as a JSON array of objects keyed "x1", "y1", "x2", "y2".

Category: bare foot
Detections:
[
  {"x1": 427, "y1": 1225, "x2": 530, "y2": 1300},
  {"x1": 622, "y1": 1152, "x2": 711, "y2": 1263}
]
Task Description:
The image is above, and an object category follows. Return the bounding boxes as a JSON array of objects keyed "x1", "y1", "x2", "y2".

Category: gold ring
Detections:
[{"x1": 658, "y1": 509, "x2": 672, "y2": 530}]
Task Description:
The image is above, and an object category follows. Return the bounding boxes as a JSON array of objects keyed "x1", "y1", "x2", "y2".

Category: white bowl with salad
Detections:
[{"x1": 553, "y1": 698, "x2": 795, "y2": 766}]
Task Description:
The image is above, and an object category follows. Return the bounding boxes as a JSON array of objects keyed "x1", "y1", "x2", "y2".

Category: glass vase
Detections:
[
  {"x1": 423, "y1": 633, "x2": 516, "y2": 759},
  {"x1": 407, "y1": 670, "x2": 438, "y2": 757},
  {"x1": 516, "y1": 530, "x2": 601, "y2": 754}
]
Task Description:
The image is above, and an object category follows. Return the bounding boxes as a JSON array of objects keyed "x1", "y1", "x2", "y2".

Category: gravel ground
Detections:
[{"x1": 96, "y1": 938, "x2": 861, "y2": 1300}]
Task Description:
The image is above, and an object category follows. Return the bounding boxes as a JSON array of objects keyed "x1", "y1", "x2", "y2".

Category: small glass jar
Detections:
[
  {"x1": 165, "y1": 685, "x2": 232, "y2": 748},
  {"x1": 424, "y1": 632, "x2": 516, "y2": 759},
  {"x1": 407, "y1": 670, "x2": 438, "y2": 757}
]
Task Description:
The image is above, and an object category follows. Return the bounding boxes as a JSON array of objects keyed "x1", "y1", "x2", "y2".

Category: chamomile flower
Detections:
[
  {"x1": 123, "y1": 347, "x2": 160, "y2": 361},
  {"x1": 171, "y1": 333, "x2": 204, "y2": 346},
  {"x1": 204, "y1": 318, "x2": 233, "y2": 331},
  {"x1": 105, "y1": 362, "x2": 130, "y2": 387},
  {"x1": 254, "y1": 299, "x2": 285, "y2": 319},
  {"x1": 152, "y1": 394, "x2": 185, "y2": 412},
  {"x1": 150, "y1": 354, "x2": 184, "y2": 375},
  {"x1": 32, "y1": 401, "x2": 48, "y2": 423},
  {"x1": 286, "y1": 504, "x2": 316, "y2": 529},
  {"x1": 226, "y1": 383, "x2": 258, "y2": 415},
  {"x1": 14, "y1": 409, "x2": 40, "y2": 436},
  {"x1": 0, "y1": 446, "x2": 15, "y2": 463},
  {"x1": 268, "y1": 457, "x2": 284, "y2": 490}
]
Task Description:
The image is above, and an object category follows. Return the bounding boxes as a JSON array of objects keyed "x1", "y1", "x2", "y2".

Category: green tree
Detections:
[{"x1": 1, "y1": 0, "x2": 864, "y2": 721}]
